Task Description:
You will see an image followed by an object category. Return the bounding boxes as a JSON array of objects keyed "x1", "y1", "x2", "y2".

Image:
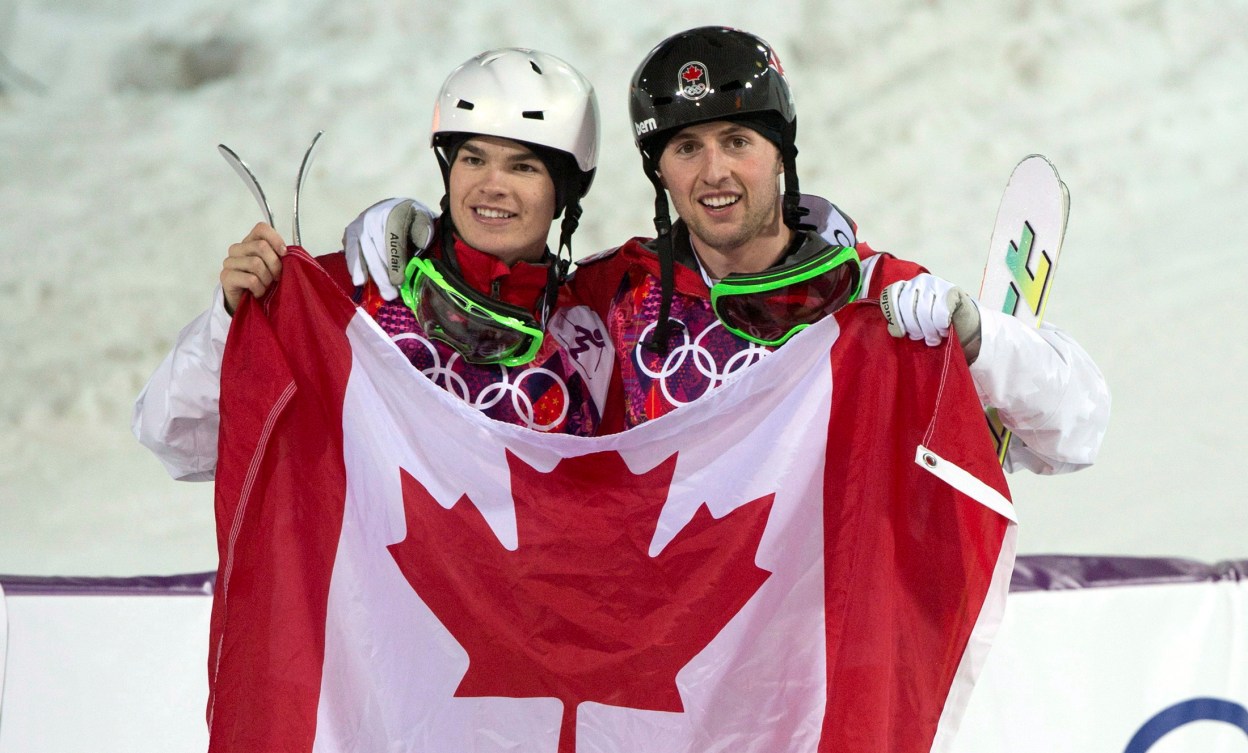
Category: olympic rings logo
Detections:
[
  {"x1": 1124, "y1": 698, "x2": 1248, "y2": 752},
  {"x1": 634, "y1": 318, "x2": 772, "y2": 407},
  {"x1": 391, "y1": 332, "x2": 570, "y2": 432}
]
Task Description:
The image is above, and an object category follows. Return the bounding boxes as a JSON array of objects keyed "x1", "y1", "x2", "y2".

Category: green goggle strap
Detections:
[{"x1": 712, "y1": 244, "x2": 861, "y2": 296}]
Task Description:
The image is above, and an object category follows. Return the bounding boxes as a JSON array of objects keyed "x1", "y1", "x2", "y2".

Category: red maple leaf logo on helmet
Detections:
[
  {"x1": 388, "y1": 449, "x2": 774, "y2": 753},
  {"x1": 767, "y1": 49, "x2": 785, "y2": 76},
  {"x1": 682, "y1": 64, "x2": 704, "y2": 82}
]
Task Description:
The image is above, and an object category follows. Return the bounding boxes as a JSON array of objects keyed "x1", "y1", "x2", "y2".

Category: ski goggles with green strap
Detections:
[
  {"x1": 400, "y1": 255, "x2": 544, "y2": 367},
  {"x1": 710, "y1": 243, "x2": 863, "y2": 346}
]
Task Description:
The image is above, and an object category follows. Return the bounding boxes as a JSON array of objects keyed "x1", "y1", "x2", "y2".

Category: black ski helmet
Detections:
[{"x1": 629, "y1": 26, "x2": 806, "y2": 232}]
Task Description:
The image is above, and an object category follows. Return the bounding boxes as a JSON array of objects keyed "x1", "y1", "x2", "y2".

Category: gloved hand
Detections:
[
  {"x1": 879, "y1": 273, "x2": 983, "y2": 363},
  {"x1": 342, "y1": 197, "x2": 437, "y2": 301}
]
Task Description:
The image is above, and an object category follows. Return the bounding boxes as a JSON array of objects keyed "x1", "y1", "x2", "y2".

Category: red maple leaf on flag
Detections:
[
  {"x1": 387, "y1": 449, "x2": 774, "y2": 753},
  {"x1": 682, "y1": 64, "x2": 704, "y2": 82}
]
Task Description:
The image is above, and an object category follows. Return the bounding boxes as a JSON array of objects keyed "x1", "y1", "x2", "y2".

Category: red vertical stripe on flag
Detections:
[
  {"x1": 209, "y1": 249, "x2": 359, "y2": 752},
  {"x1": 819, "y1": 303, "x2": 1011, "y2": 752}
]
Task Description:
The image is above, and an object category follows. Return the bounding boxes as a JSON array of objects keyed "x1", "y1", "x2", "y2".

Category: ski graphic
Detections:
[{"x1": 977, "y1": 155, "x2": 1070, "y2": 464}]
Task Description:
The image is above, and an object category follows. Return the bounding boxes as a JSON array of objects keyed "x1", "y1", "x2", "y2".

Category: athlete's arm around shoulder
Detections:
[{"x1": 560, "y1": 240, "x2": 651, "y2": 319}]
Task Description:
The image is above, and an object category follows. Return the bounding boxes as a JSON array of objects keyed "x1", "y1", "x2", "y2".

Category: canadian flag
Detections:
[{"x1": 208, "y1": 249, "x2": 1016, "y2": 753}]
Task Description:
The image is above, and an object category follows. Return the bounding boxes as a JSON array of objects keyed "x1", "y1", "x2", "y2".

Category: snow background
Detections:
[{"x1": 1, "y1": 0, "x2": 1244, "y2": 577}]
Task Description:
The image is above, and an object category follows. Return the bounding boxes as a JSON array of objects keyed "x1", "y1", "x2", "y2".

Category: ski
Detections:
[
  {"x1": 976, "y1": 155, "x2": 1070, "y2": 464},
  {"x1": 217, "y1": 132, "x2": 324, "y2": 245},
  {"x1": 292, "y1": 131, "x2": 324, "y2": 246},
  {"x1": 218, "y1": 143, "x2": 275, "y2": 228}
]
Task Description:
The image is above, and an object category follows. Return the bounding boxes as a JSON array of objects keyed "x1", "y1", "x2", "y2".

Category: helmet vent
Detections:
[
  {"x1": 530, "y1": 60, "x2": 543, "y2": 74},
  {"x1": 455, "y1": 99, "x2": 475, "y2": 110},
  {"x1": 652, "y1": 95, "x2": 674, "y2": 107},
  {"x1": 522, "y1": 110, "x2": 545, "y2": 120},
  {"x1": 719, "y1": 80, "x2": 744, "y2": 92}
]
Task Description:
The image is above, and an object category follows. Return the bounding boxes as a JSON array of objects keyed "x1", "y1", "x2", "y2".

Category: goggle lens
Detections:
[
  {"x1": 711, "y1": 246, "x2": 861, "y2": 346},
  {"x1": 402, "y1": 257, "x2": 544, "y2": 366}
]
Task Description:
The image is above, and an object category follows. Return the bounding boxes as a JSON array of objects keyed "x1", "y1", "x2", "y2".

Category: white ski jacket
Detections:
[
  {"x1": 967, "y1": 307, "x2": 1109, "y2": 474},
  {"x1": 133, "y1": 285, "x2": 231, "y2": 481}
]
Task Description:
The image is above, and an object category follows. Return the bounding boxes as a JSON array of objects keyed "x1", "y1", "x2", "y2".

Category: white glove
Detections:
[
  {"x1": 342, "y1": 197, "x2": 437, "y2": 301},
  {"x1": 880, "y1": 273, "x2": 983, "y2": 362}
]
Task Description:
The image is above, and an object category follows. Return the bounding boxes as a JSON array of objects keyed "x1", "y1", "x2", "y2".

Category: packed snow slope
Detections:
[{"x1": 1, "y1": 0, "x2": 1244, "y2": 575}]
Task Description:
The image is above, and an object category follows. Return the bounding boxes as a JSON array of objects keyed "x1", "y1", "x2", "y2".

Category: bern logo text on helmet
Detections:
[
  {"x1": 635, "y1": 117, "x2": 658, "y2": 137},
  {"x1": 678, "y1": 61, "x2": 709, "y2": 100}
]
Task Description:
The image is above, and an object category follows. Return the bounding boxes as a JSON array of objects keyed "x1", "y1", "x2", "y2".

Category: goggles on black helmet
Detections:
[
  {"x1": 399, "y1": 255, "x2": 544, "y2": 367},
  {"x1": 630, "y1": 27, "x2": 812, "y2": 355},
  {"x1": 710, "y1": 243, "x2": 862, "y2": 346}
]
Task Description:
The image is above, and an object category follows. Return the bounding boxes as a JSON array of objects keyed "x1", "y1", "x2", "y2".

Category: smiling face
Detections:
[
  {"x1": 656, "y1": 120, "x2": 790, "y2": 278},
  {"x1": 447, "y1": 135, "x2": 557, "y2": 266}
]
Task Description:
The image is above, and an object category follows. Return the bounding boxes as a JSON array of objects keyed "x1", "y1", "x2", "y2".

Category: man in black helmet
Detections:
[{"x1": 567, "y1": 26, "x2": 1108, "y2": 474}]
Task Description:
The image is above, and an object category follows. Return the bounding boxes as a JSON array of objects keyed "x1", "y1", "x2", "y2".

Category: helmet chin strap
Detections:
[
  {"x1": 640, "y1": 151, "x2": 676, "y2": 355},
  {"x1": 779, "y1": 123, "x2": 813, "y2": 232},
  {"x1": 541, "y1": 193, "x2": 582, "y2": 329},
  {"x1": 436, "y1": 194, "x2": 459, "y2": 266}
]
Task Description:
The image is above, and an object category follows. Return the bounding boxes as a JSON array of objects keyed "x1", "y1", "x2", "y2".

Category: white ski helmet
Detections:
[{"x1": 431, "y1": 48, "x2": 599, "y2": 206}]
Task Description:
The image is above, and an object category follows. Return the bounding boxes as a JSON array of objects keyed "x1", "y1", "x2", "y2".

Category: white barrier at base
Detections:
[
  {"x1": 0, "y1": 560, "x2": 1245, "y2": 753},
  {"x1": 957, "y1": 557, "x2": 1248, "y2": 753},
  {"x1": 0, "y1": 575, "x2": 212, "y2": 753}
]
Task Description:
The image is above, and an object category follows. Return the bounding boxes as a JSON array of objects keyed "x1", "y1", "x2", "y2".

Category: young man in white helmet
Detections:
[
  {"x1": 564, "y1": 26, "x2": 1109, "y2": 473},
  {"x1": 133, "y1": 48, "x2": 614, "y2": 481}
]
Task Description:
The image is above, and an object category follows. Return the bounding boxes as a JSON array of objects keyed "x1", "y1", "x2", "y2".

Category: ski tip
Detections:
[
  {"x1": 1016, "y1": 153, "x2": 1059, "y2": 173},
  {"x1": 1010, "y1": 154, "x2": 1065, "y2": 188}
]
